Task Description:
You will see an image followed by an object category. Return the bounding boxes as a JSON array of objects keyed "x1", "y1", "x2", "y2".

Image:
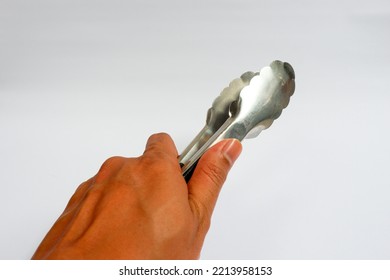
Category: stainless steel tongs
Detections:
[{"x1": 179, "y1": 60, "x2": 295, "y2": 181}]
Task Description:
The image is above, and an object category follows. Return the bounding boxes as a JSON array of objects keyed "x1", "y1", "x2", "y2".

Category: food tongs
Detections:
[{"x1": 179, "y1": 60, "x2": 296, "y2": 181}]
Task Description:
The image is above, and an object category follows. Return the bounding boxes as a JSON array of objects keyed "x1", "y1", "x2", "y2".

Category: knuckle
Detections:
[
  {"x1": 155, "y1": 132, "x2": 170, "y2": 138},
  {"x1": 141, "y1": 154, "x2": 170, "y2": 174},
  {"x1": 201, "y1": 161, "x2": 227, "y2": 187},
  {"x1": 141, "y1": 145, "x2": 179, "y2": 174},
  {"x1": 101, "y1": 156, "x2": 125, "y2": 169},
  {"x1": 149, "y1": 132, "x2": 171, "y2": 140},
  {"x1": 95, "y1": 156, "x2": 125, "y2": 182},
  {"x1": 147, "y1": 133, "x2": 171, "y2": 148}
]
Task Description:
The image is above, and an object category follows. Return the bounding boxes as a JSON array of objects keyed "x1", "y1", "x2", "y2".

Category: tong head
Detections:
[
  {"x1": 178, "y1": 71, "x2": 258, "y2": 167},
  {"x1": 180, "y1": 60, "x2": 295, "y2": 181}
]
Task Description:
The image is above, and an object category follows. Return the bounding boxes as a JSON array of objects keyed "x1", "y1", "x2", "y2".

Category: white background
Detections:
[{"x1": 1, "y1": 0, "x2": 389, "y2": 259}]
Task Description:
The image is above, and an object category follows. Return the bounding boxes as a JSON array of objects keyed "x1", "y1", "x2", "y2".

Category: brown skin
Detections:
[{"x1": 32, "y1": 133, "x2": 242, "y2": 259}]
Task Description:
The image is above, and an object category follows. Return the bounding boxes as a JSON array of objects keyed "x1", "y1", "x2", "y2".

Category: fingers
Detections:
[
  {"x1": 63, "y1": 177, "x2": 95, "y2": 214},
  {"x1": 32, "y1": 177, "x2": 95, "y2": 259},
  {"x1": 187, "y1": 139, "x2": 242, "y2": 226},
  {"x1": 144, "y1": 133, "x2": 179, "y2": 158},
  {"x1": 142, "y1": 133, "x2": 182, "y2": 179}
]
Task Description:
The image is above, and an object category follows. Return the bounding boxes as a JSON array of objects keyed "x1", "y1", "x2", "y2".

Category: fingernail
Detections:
[{"x1": 222, "y1": 139, "x2": 242, "y2": 166}]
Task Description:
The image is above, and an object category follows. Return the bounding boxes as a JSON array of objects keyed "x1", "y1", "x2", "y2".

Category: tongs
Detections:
[{"x1": 179, "y1": 60, "x2": 295, "y2": 181}]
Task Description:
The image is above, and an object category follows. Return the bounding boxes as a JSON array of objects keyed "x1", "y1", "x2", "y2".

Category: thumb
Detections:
[{"x1": 187, "y1": 139, "x2": 242, "y2": 223}]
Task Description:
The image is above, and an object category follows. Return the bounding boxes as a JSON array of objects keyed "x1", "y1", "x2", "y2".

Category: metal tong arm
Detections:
[
  {"x1": 178, "y1": 71, "x2": 258, "y2": 168},
  {"x1": 180, "y1": 61, "x2": 295, "y2": 181}
]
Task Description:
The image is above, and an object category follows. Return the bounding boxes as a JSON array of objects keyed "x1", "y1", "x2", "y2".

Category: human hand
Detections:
[{"x1": 32, "y1": 133, "x2": 242, "y2": 259}]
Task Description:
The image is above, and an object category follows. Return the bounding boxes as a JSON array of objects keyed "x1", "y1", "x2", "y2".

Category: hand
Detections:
[{"x1": 32, "y1": 133, "x2": 242, "y2": 259}]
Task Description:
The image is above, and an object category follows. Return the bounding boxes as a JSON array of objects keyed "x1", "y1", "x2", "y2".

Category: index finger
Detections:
[{"x1": 144, "y1": 133, "x2": 179, "y2": 158}]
